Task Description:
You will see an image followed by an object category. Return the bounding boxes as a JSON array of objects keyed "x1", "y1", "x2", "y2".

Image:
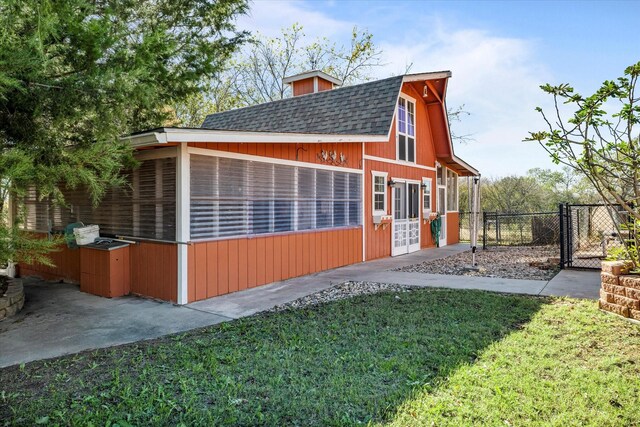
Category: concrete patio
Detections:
[{"x1": 1, "y1": 243, "x2": 600, "y2": 368}]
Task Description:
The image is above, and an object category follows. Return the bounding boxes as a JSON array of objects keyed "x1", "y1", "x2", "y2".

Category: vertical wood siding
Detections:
[
  {"x1": 19, "y1": 242, "x2": 81, "y2": 283},
  {"x1": 364, "y1": 159, "x2": 437, "y2": 260},
  {"x1": 365, "y1": 83, "x2": 437, "y2": 166},
  {"x1": 20, "y1": 236, "x2": 178, "y2": 302},
  {"x1": 187, "y1": 142, "x2": 363, "y2": 170},
  {"x1": 130, "y1": 242, "x2": 178, "y2": 302},
  {"x1": 317, "y1": 78, "x2": 334, "y2": 92},
  {"x1": 187, "y1": 227, "x2": 362, "y2": 303},
  {"x1": 79, "y1": 246, "x2": 130, "y2": 298},
  {"x1": 363, "y1": 83, "x2": 459, "y2": 260},
  {"x1": 446, "y1": 211, "x2": 460, "y2": 245},
  {"x1": 292, "y1": 78, "x2": 315, "y2": 96}
]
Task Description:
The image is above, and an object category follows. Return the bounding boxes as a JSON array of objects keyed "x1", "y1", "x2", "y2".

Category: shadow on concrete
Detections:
[{"x1": 0, "y1": 278, "x2": 227, "y2": 368}]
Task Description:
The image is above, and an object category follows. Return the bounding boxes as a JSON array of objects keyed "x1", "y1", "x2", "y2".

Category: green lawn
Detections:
[{"x1": 2, "y1": 288, "x2": 639, "y2": 426}]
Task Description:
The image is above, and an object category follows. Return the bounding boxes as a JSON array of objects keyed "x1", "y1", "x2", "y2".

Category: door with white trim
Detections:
[{"x1": 392, "y1": 181, "x2": 421, "y2": 256}]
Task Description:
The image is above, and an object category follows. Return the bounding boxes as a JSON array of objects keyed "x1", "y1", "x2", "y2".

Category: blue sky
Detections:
[{"x1": 238, "y1": 0, "x2": 640, "y2": 177}]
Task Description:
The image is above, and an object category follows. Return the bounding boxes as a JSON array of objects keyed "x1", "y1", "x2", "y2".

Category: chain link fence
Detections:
[
  {"x1": 459, "y1": 211, "x2": 560, "y2": 247},
  {"x1": 561, "y1": 204, "x2": 630, "y2": 269},
  {"x1": 459, "y1": 205, "x2": 632, "y2": 269}
]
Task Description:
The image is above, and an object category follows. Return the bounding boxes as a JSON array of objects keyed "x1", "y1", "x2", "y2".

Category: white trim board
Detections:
[
  {"x1": 175, "y1": 143, "x2": 190, "y2": 305},
  {"x1": 363, "y1": 155, "x2": 437, "y2": 171},
  {"x1": 188, "y1": 147, "x2": 364, "y2": 174},
  {"x1": 361, "y1": 142, "x2": 366, "y2": 262},
  {"x1": 124, "y1": 128, "x2": 388, "y2": 147}
]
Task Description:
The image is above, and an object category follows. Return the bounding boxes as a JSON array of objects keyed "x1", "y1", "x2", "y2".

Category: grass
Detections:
[{"x1": 1, "y1": 288, "x2": 639, "y2": 426}]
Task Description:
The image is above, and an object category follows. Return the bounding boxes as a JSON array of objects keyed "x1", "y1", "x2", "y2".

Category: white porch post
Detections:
[{"x1": 176, "y1": 142, "x2": 190, "y2": 304}]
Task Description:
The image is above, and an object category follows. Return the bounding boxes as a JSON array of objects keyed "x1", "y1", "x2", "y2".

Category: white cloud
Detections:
[
  {"x1": 237, "y1": 0, "x2": 352, "y2": 39},
  {"x1": 237, "y1": 1, "x2": 561, "y2": 176},
  {"x1": 376, "y1": 20, "x2": 557, "y2": 176}
]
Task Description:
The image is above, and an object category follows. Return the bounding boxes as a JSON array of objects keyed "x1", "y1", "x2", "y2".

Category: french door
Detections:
[{"x1": 392, "y1": 181, "x2": 421, "y2": 256}]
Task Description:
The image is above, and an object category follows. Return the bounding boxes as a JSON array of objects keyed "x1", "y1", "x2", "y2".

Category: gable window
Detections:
[
  {"x1": 397, "y1": 96, "x2": 416, "y2": 163},
  {"x1": 422, "y1": 177, "x2": 432, "y2": 214},
  {"x1": 372, "y1": 171, "x2": 388, "y2": 215}
]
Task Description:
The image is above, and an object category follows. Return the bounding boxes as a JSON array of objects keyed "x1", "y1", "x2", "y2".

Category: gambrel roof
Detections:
[
  {"x1": 125, "y1": 71, "x2": 478, "y2": 176},
  {"x1": 201, "y1": 76, "x2": 404, "y2": 135}
]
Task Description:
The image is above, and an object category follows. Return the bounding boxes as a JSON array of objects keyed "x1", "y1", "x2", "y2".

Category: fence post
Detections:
[
  {"x1": 482, "y1": 211, "x2": 487, "y2": 250},
  {"x1": 558, "y1": 203, "x2": 565, "y2": 269}
]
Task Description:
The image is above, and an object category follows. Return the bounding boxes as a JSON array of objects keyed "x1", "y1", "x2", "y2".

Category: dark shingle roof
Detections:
[{"x1": 201, "y1": 75, "x2": 404, "y2": 135}]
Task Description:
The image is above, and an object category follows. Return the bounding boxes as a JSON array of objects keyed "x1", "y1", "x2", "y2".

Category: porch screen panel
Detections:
[
  {"x1": 190, "y1": 154, "x2": 362, "y2": 240},
  {"x1": 22, "y1": 157, "x2": 176, "y2": 240}
]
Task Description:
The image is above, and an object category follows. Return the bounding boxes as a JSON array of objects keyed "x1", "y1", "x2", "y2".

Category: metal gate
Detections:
[{"x1": 559, "y1": 203, "x2": 628, "y2": 269}]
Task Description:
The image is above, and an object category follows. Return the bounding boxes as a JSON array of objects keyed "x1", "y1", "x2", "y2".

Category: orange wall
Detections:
[
  {"x1": 365, "y1": 83, "x2": 438, "y2": 167},
  {"x1": 130, "y1": 242, "x2": 178, "y2": 302},
  {"x1": 317, "y1": 78, "x2": 334, "y2": 92},
  {"x1": 188, "y1": 142, "x2": 362, "y2": 170},
  {"x1": 364, "y1": 159, "x2": 437, "y2": 260},
  {"x1": 80, "y1": 246, "x2": 131, "y2": 298},
  {"x1": 187, "y1": 227, "x2": 362, "y2": 303},
  {"x1": 20, "y1": 238, "x2": 177, "y2": 302},
  {"x1": 364, "y1": 82, "x2": 463, "y2": 259},
  {"x1": 292, "y1": 77, "x2": 315, "y2": 96},
  {"x1": 20, "y1": 243, "x2": 81, "y2": 283},
  {"x1": 446, "y1": 211, "x2": 460, "y2": 245}
]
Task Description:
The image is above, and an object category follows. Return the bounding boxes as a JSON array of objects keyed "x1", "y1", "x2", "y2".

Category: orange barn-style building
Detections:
[{"x1": 20, "y1": 70, "x2": 478, "y2": 304}]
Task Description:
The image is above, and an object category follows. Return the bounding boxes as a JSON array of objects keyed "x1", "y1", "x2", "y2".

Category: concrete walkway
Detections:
[
  {"x1": 0, "y1": 279, "x2": 229, "y2": 368},
  {"x1": 190, "y1": 244, "x2": 601, "y2": 319},
  {"x1": 1, "y1": 243, "x2": 600, "y2": 368}
]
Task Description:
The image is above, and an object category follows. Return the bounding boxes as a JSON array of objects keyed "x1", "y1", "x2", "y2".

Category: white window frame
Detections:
[
  {"x1": 422, "y1": 177, "x2": 432, "y2": 215},
  {"x1": 446, "y1": 169, "x2": 459, "y2": 212},
  {"x1": 396, "y1": 94, "x2": 417, "y2": 163},
  {"x1": 372, "y1": 171, "x2": 388, "y2": 215}
]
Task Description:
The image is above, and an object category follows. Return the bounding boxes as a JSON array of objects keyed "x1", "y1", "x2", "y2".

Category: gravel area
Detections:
[
  {"x1": 394, "y1": 246, "x2": 560, "y2": 281},
  {"x1": 269, "y1": 281, "x2": 415, "y2": 312}
]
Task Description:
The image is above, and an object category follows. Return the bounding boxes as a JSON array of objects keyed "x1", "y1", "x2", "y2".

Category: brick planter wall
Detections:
[
  {"x1": 0, "y1": 279, "x2": 25, "y2": 321},
  {"x1": 600, "y1": 261, "x2": 640, "y2": 321}
]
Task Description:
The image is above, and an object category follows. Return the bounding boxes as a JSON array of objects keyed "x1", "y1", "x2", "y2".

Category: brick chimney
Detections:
[{"x1": 283, "y1": 70, "x2": 342, "y2": 97}]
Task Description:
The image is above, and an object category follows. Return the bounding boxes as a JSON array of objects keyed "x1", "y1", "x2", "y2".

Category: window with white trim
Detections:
[
  {"x1": 372, "y1": 171, "x2": 388, "y2": 215},
  {"x1": 422, "y1": 177, "x2": 432, "y2": 214},
  {"x1": 397, "y1": 96, "x2": 416, "y2": 162},
  {"x1": 190, "y1": 154, "x2": 362, "y2": 240},
  {"x1": 446, "y1": 169, "x2": 458, "y2": 211}
]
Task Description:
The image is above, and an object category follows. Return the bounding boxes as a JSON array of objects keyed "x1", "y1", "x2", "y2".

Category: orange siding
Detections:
[
  {"x1": 19, "y1": 241, "x2": 81, "y2": 283},
  {"x1": 188, "y1": 142, "x2": 362, "y2": 171},
  {"x1": 292, "y1": 77, "x2": 315, "y2": 96},
  {"x1": 365, "y1": 83, "x2": 438, "y2": 166},
  {"x1": 364, "y1": 81, "x2": 463, "y2": 260},
  {"x1": 187, "y1": 227, "x2": 362, "y2": 303},
  {"x1": 446, "y1": 211, "x2": 460, "y2": 245},
  {"x1": 364, "y1": 159, "x2": 437, "y2": 260},
  {"x1": 129, "y1": 242, "x2": 178, "y2": 302},
  {"x1": 317, "y1": 78, "x2": 334, "y2": 92},
  {"x1": 80, "y1": 246, "x2": 130, "y2": 298},
  {"x1": 21, "y1": 236, "x2": 176, "y2": 302}
]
